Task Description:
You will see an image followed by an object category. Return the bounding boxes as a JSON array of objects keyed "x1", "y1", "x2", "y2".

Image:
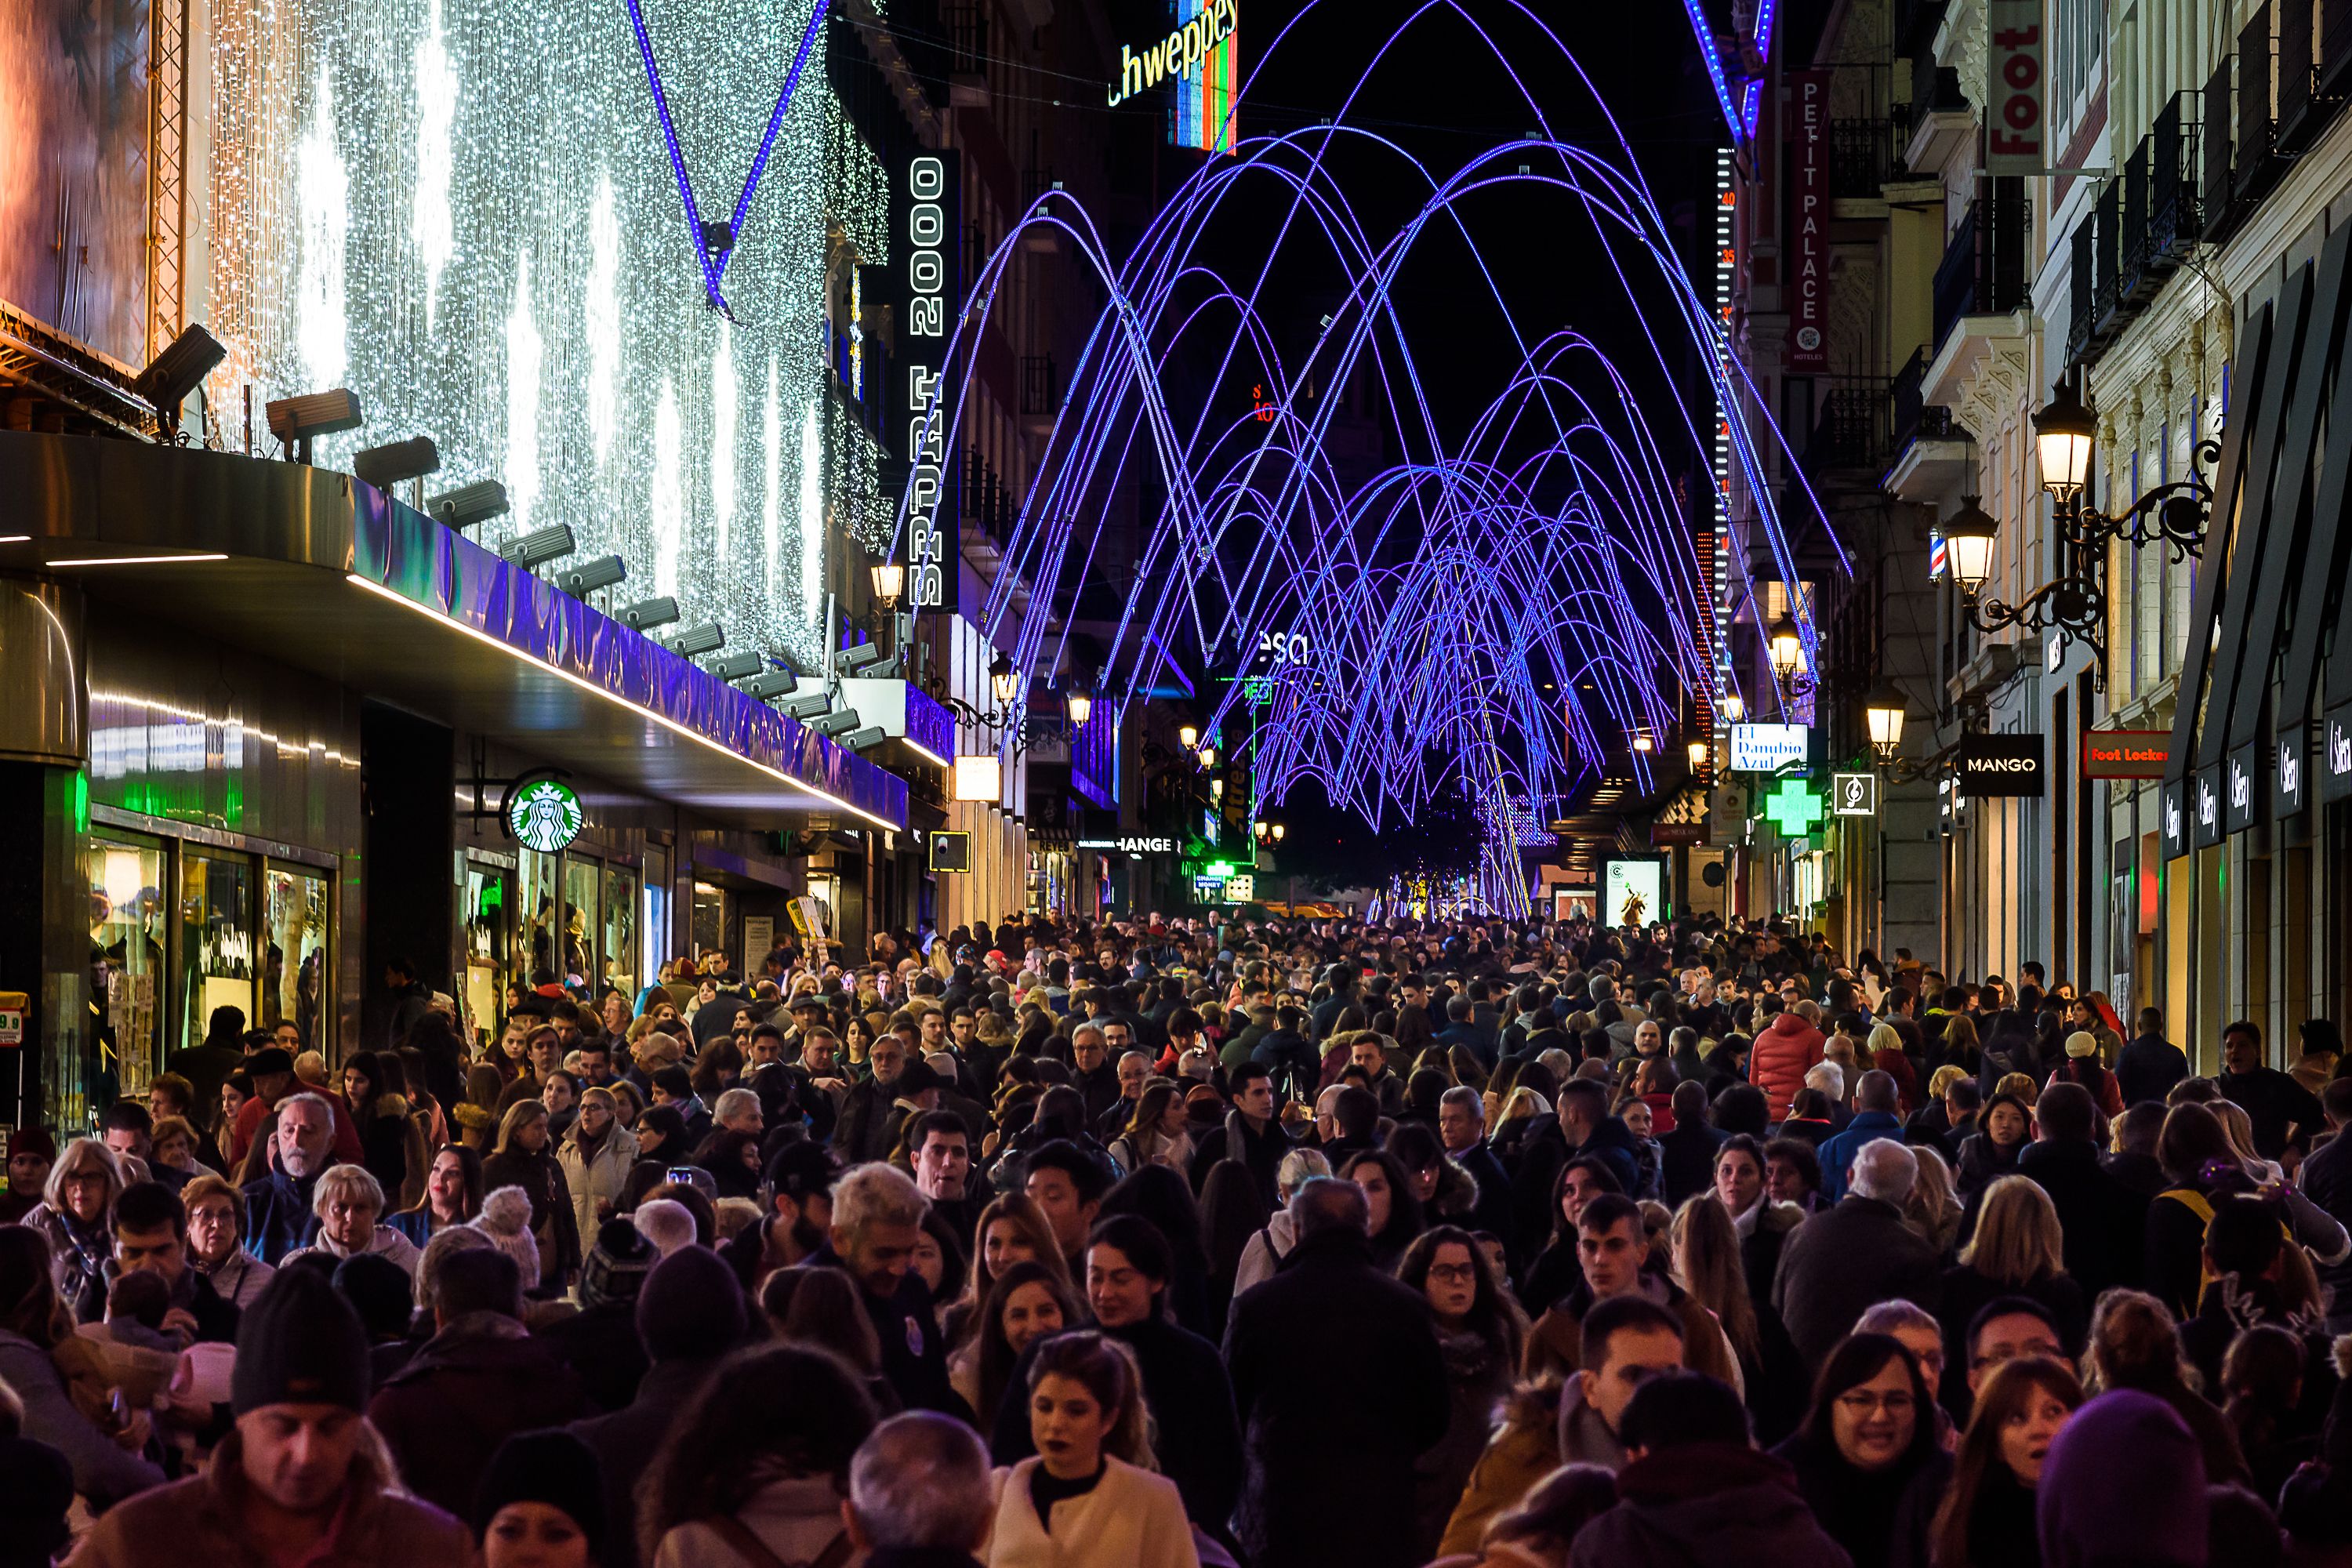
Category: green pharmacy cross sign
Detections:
[{"x1": 1762, "y1": 777, "x2": 1826, "y2": 837}]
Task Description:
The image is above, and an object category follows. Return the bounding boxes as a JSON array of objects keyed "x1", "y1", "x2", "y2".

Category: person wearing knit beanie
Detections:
[
  {"x1": 73, "y1": 1265, "x2": 477, "y2": 1564},
  {"x1": 2038, "y1": 1389, "x2": 2208, "y2": 1566},
  {"x1": 633, "y1": 1242, "x2": 749, "y2": 1362},
  {"x1": 476, "y1": 1428, "x2": 609, "y2": 1567},
  {"x1": 0, "y1": 1126, "x2": 56, "y2": 1225}
]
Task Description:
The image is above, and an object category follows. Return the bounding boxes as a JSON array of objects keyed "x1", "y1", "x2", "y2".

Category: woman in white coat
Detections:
[
  {"x1": 985, "y1": 1331, "x2": 1200, "y2": 1568},
  {"x1": 555, "y1": 1087, "x2": 638, "y2": 1243}
]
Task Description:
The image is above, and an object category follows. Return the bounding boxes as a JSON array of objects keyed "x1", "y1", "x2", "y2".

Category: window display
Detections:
[
  {"x1": 182, "y1": 851, "x2": 256, "y2": 1053},
  {"x1": 518, "y1": 848, "x2": 560, "y2": 993},
  {"x1": 88, "y1": 836, "x2": 165, "y2": 1098},
  {"x1": 601, "y1": 864, "x2": 637, "y2": 997},
  {"x1": 564, "y1": 858, "x2": 601, "y2": 985},
  {"x1": 264, "y1": 866, "x2": 328, "y2": 1051}
]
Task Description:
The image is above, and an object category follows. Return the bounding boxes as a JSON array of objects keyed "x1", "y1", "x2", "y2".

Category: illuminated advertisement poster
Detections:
[
  {"x1": 1107, "y1": 0, "x2": 1239, "y2": 156},
  {"x1": 1602, "y1": 857, "x2": 1664, "y2": 929},
  {"x1": 891, "y1": 147, "x2": 961, "y2": 609}
]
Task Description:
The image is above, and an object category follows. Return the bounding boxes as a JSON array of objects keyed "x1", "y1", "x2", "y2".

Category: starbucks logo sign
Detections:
[{"x1": 506, "y1": 776, "x2": 583, "y2": 853}]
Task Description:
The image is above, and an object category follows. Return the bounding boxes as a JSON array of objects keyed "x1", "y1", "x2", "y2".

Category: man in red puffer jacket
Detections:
[{"x1": 1749, "y1": 1003, "x2": 1826, "y2": 1121}]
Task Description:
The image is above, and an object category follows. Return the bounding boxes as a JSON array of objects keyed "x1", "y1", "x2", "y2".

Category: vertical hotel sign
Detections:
[
  {"x1": 1786, "y1": 70, "x2": 1829, "y2": 370},
  {"x1": 892, "y1": 148, "x2": 961, "y2": 609},
  {"x1": 1985, "y1": 0, "x2": 2045, "y2": 175}
]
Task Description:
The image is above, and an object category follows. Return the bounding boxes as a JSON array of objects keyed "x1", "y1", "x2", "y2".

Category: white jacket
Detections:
[
  {"x1": 985, "y1": 1457, "x2": 1199, "y2": 1568},
  {"x1": 557, "y1": 1122, "x2": 641, "y2": 1243}
]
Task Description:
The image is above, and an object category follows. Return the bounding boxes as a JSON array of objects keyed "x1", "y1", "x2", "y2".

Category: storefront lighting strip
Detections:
[
  {"x1": 0, "y1": 535, "x2": 30, "y2": 543},
  {"x1": 347, "y1": 572, "x2": 896, "y2": 830},
  {"x1": 901, "y1": 736, "x2": 951, "y2": 770},
  {"x1": 51, "y1": 553, "x2": 230, "y2": 566}
]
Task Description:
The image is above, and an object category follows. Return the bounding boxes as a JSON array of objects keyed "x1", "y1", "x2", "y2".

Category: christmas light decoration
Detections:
[{"x1": 197, "y1": 0, "x2": 844, "y2": 670}]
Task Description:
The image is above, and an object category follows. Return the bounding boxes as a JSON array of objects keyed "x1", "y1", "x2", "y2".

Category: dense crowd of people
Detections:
[{"x1": 8, "y1": 911, "x2": 2352, "y2": 1567}]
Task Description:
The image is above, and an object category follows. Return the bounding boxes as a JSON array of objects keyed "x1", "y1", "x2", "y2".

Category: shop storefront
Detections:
[{"x1": 2, "y1": 433, "x2": 907, "y2": 1134}]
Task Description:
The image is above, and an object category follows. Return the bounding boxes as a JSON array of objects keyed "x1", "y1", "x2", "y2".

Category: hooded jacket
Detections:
[
  {"x1": 1748, "y1": 1014, "x2": 1827, "y2": 1120},
  {"x1": 365, "y1": 1310, "x2": 591, "y2": 1519},
  {"x1": 2036, "y1": 1391, "x2": 2209, "y2": 1568},
  {"x1": 1567, "y1": 1443, "x2": 1855, "y2": 1568}
]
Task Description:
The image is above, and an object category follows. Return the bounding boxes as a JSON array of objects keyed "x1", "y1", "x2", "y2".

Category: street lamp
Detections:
[
  {"x1": 1721, "y1": 691, "x2": 1744, "y2": 723},
  {"x1": 1952, "y1": 379, "x2": 2216, "y2": 685},
  {"x1": 1178, "y1": 723, "x2": 1200, "y2": 750},
  {"x1": 1272, "y1": 822, "x2": 1285, "y2": 841},
  {"x1": 1942, "y1": 496, "x2": 1999, "y2": 598},
  {"x1": 2032, "y1": 376, "x2": 2097, "y2": 501},
  {"x1": 989, "y1": 654, "x2": 1018, "y2": 707},
  {"x1": 1687, "y1": 739, "x2": 1708, "y2": 773},
  {"x1": 1065, "y1": 678, "x2": 1092, "y2": 728},
  {"x1": 1197, "y1": 743, "x2": 1217, "y2": 769},
  {"x1": 1864, "y1": 683, "x2": 1908, "y2": 762},
  {"x1": 869, "y1": 559, "x2": 904, "y2": 609},
  {"x1": 1631, "y1": 730, "x2": 1653, "y2": 753},
  {"x1": 1766, "y1": 614, "x2": 1804, "y2": 686}
]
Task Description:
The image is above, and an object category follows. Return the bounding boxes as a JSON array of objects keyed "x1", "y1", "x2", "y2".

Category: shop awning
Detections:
[{"x1": 0, "y1": 433, "x2": 906, "y2": 832}]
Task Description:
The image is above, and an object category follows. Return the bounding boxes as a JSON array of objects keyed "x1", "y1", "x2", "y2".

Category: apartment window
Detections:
[{"x1": 2051, "y1": 0, "x2": 2107, "y2": 134}]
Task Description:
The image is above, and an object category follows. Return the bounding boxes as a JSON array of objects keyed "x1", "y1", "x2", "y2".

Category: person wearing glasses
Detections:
[{"x1": 1771, "y1": 1331, "x2": 1949, "y2": 1568}]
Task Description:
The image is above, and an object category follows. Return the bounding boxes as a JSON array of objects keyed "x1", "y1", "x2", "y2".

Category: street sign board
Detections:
[
  {"x1": 1831, "y1": 771, "x2": 1878, "y2": 816},
  {"x1": 1730, "y1": 723, "x2": 1809, "y2": 772}
]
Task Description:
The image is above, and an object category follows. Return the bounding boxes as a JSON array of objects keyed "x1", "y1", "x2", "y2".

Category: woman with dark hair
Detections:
[
  {"x1": 948, "y1": 1259, "x2": 1081, "y2": 1430},
  {"x1": 639, "y1": 1342, "x2": 878, "y2": 1566},
  {"x1": 1475, "y1": 1463, "x2": 1618, "y2": 1566},
  {"x1": 388, "y1": 1143, "x2": 485, "y2": 1247},
  {"x1": 0, "y1": 1226, "x2": 164, "y2": 1506},
  {"x1": 1096, "y1": 1164, "x2": 1214, "y2": 1338},
  {"x1": 1928, "y1": 1356, "x2": 2082, "y2": 1568},
  {"x1": 2143, "y1": 1102, "x2": 2347, "y2": 1320},
  {"x1": 1770, "y1": 1333, "x2": 1950, "y2": 1568},
  {"x1": 946, "y1": 1192, "x2": 1073, "y2": 1349},
  {"x1": 341, "y1": 1050, "x2": 408, "y2": 1199},
  {"x1": 1196, "y1": 1159, "x2": 1270, "y2": 1329},
  {"x1": 1773, "y1": 1087, "x2": 1838, "y2": 1148},
  {"x1": 757, "y1": 1266, "x2": 895, "y2": 1414},
  {"x1": 2222, "y1": 1324, "x2": 2319, "y2": 1506},
  {"x1": 1398, "y1": 1225, "x2": 1529, "y2": 1562},
  {"x1": 1338, "y1": 1149, "x2": 1426, "y2": 1273},
  {"x1": 1713, "y1": 1133, "x2": 1802, "y2": 1306},
  {"x1": 1520, "y1": 1157, "x2": 1624, "y2": 1313},
  {"x1": 691, "y1": 1127, "x2": 764, "y2": 1202},
  {"x1": 1954, "y1": 1093, "x2": 2031, "y2": 1200},
  {"x1": 985, "y1": 1330, "x2": 1197, "y2": 1568},
  {"x1": 913, "y1": 1205, "x2": 970, "y2": 1313},
  {"x1": 481, "y1": 1099, "x2": 582, "y2": 1296},
  {"x1": 1107, "y1": 1082, "x2": 1192, "y2": 1178}
]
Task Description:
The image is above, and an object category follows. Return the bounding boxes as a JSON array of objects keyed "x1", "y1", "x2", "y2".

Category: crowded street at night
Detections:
[{"x1": 7, "y1": 0, "x2": 2352, "y2": 1564}]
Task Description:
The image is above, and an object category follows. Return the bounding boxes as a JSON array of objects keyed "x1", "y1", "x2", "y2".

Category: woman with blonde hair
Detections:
[
  {"x1": 1905, "y1": 1144, "x2": 1965, "y2": 1255},
  {"x1": 555, "y1": 1084, "x2": 638, "y2": 1241},
  {"x1": 1933, "y1": 1175, "x2": 2085, "y2": 1414},
  {"x1": 1671, "y1": 1193, "x2": 1807, "y2": 1441},
  {"x1": 20, "y1": 1138, "x2": 126, "y2": 1322},
  {"x1": 480, "y1": 1098, "x2": 580, "y2": 1295},
  {"x1": 282, "y1": 1163, "x2": 421, "y2": 1275}
]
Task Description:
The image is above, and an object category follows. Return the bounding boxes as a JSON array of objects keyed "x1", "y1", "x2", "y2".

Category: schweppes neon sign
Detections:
[{"x1": 1107, "y1": 0, "x2": 1239, "y2": 114}]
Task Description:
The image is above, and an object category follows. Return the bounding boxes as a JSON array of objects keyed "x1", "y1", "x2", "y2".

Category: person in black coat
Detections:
[
  {"x1": 566, "y1": 1245, "x2": 746, "y2": 1568},
  {"x1": 1656, "y1": 1080, "x2": 1729, "y2": 1207},
  {"x1": 1222, "y1": 1177, "x2": 1450, "y2": 1568},
  {"x1": 2013, "y1": 1082, "x2": 2148, "y2": 1301},
  {"x1": 1188, "y1": 1063, "x2": 1291, "y2": 1207},
  {"x1": 991, "y1": 1214, "x2": 1241, "y2": 1537},
  {"x1": 2114, "y1": 1007, "x2": 2190, "y2": 1107},
  {"x1": 1436, "y1": 1087, "x2": 1515, "y2": 1240}
]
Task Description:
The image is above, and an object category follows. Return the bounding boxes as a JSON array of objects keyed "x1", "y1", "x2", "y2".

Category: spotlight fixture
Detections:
[
  {"x1": 497, "y1": 524, "x2": 577, "y2": 572},
  {"x1": 860, "y1": 654, "x2": 903, "y2": 680},
  {"x1": 806, "y1": 709, "x2": 862, "y2": 737},
  {"x1": 264, "y1": 389, "x2": 365, "y2": 463},
  {"x1": 134, "y1": 322, "x2": 227, "y2": 435},
  {"x1": 837, "y1": 641, "x2": 890, "y2": 673},
  {"x1": 782, "y1": 692, "x2": 832, "y2": 720},
  {"x1": 706, "y1": 651, "x2": 761, "y2": 682},
  {"x1": 666, "y1": 622, "x2": 725, "y2": 659},
  {"x1": 554, "y1": 555, "x2": 626, "y2": 595},
  {"x1": 352, "y1": 436, "x2": 442, "y2": 491},
  {"x1": 618, "y1": 596, "x2": 681, "y2": 633},
  {"x1": 841, "y1": 726, "x2": 888, "y2": 750},
  {"x1": 740, "y1": 670, "x2": 797, "y2": 701},
  {"x1": 425, "y1": 480, "x2": 510, "y2": 530}
]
